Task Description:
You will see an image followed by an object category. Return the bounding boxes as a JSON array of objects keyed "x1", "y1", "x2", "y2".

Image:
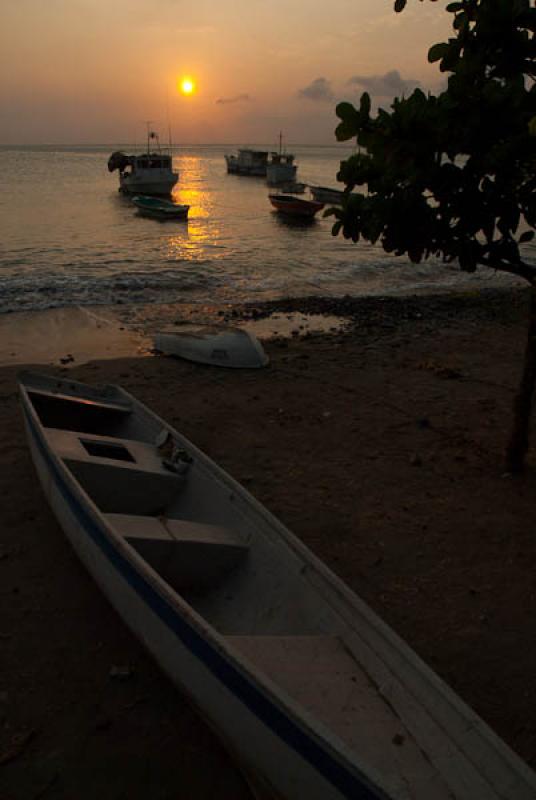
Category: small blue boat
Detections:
[{"x1": 132, "y1": 195, "x2": 189, "y2": 220}]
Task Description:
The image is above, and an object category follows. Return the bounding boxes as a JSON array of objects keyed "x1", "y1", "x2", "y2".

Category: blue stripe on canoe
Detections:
[{"x1": 23, "y1": 402, "x2": 384, "y2": 800}]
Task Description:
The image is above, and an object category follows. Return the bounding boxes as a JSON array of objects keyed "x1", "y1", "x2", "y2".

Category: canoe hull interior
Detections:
[{"x1": 18, "y1": 370, "x2": 536, "y2": 800}]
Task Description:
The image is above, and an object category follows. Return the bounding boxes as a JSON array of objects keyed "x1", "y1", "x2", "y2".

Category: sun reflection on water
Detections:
[
  {"x1": 164, "y1": 228, "x2": 218, "y2": 262},
  {"x1": 166, "y1": 155, "x2": 224, "y2": 261},
  {"x1": 173, "y1": 187, "x2": 210, "y2": 218}
]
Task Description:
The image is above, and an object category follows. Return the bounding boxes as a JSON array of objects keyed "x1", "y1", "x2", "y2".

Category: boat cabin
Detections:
[
  {"x1": 236, "y1": 149, "x2": 269, "y2": 167},
  {"x1": 129, "y1": 153, "x2": 173, "y2": 172},
  {"x1": 225, "y1": 148, "x2": 270, "y2": 176},
  {"x1": 269, "y1": 152, "x2": 294, "y2": 166}
]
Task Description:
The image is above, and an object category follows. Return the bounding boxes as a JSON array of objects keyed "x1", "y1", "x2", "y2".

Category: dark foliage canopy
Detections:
[{"x1": 330, "y1": 0, "x2": 536, "y2": 284}]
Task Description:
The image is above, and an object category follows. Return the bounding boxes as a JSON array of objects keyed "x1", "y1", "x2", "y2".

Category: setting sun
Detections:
[{"x1": 179, "y1": 76, "x2": 195, "y2": 96}]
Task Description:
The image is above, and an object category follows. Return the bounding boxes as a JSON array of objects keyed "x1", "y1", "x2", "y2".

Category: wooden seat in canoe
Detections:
[
  {"x1": 27, "y1": 385, "x2": 132, "y2": 436},
  {"x1": 44, "y1": 428, "x2": 185, "y2": 515},
  {"x1": 105, "y1": 514, "x2": 249, "y2": 590},
  {"x1": 19, "y1": 371, "x2": 132, "y2": 415}
]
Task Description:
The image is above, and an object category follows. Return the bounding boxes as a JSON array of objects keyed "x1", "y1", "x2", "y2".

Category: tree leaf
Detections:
[
  {"x1": 335, "y1": 102, "x2": 358, "y2": 122},
  {"x1": 335, "y1": 121, "x2": 357, "y2": 142},
  {"x1": 428, "y1": 42, "x2": 450, "y2": 64},
  {"x1": 359, "y1": 92, "x2": 371, "y2": 118}
]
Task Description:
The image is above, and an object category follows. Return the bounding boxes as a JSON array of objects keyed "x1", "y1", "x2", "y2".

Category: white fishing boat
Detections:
[
  {"x1": 225, "y1": 135, "x2": 297, "y2": 183},
  {"x1": 225, "y1": 148, "x2": 270, "y2": 177},
  {"x1": 108, "y1": 129, "x2": 178, "y2": 196},
  {"x1": 266, "y1": 133, "x2": 297, "y2": 186},
  {"x1": 19, "y1": 370, "x2": 536, "y2": 800},
  {"x1": 266, "y1": 152, "x2": 297, "y2": 185}
]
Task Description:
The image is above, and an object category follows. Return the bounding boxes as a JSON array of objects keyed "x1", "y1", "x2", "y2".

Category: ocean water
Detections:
[{"x1": 0, "y1": 143, "x2": 528, "y2": 315}]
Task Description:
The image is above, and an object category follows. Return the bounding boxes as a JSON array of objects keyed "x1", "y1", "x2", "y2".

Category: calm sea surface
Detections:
[{"x1": 0, "y1": 144, "x2": 528, "y2": 314}]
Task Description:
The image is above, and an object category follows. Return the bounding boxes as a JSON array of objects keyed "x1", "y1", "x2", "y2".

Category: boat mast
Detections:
[
  {"x1": 143, "y1": 120, "x2": 163, "y2": 154},
  {"x1": 144, "y1": 120, "x2": 154, "y2": 154},
  {"x1": 165, "y1": 88, "x2": 173, "y2": 156}
]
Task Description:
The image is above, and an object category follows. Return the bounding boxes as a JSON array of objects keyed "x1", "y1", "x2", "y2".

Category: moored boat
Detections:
[
  {"x1": 269, "y1": 193, "x2": 324, "y2": 218},
  {"x1": 132, "y1": 195, "x2": 189, "y2": 220},
  {"x1": 225, "y1": 135, "x2": 298, "y2": 183},
  {"x1": 225, "y1": 148, "x2": 270, "y2": 176},
  {"x1": 266, "y1": 133, "x2": 298, "y2": 186},
  {"x1": 19, "y1": 370, "x2": 536, "y2": 800},
  {"x1": 108, "y1": 129, "x2": 178, "y2": 196},
  {"x1": 266, "y1": 152, "x2": 297, "y2": 185},
  {"x1": 309, "y1": 185, "x2": 346, "y2": 205}
]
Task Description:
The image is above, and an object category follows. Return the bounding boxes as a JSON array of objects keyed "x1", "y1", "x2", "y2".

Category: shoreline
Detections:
[
  {"x1": 1, "y1": 285, "x2": 535, "y2": 797},
  {"x1": 0, "y1": 285, "x2": 528, "y2": 369}
]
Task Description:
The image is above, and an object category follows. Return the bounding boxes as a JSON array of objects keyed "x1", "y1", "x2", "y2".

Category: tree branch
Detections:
[{"x1": 478, "y1": 256, "x2": 536, "y2": 285}]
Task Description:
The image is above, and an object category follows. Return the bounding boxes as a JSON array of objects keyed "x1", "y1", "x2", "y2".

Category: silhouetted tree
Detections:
[{"x1": 330, "y1": 0, "x2": 536, "y2": 472}]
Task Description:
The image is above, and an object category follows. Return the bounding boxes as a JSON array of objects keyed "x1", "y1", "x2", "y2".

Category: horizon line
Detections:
[{"x1": 0, "y1": 140, "x2": 351, "y2": 149}]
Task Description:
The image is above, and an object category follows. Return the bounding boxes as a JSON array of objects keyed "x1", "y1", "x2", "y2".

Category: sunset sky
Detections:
[{"x1": 0, "y1": 0, "x2": 451, "y2": 145}]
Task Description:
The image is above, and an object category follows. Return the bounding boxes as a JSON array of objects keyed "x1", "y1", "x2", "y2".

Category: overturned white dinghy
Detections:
[
  {"x1": 19, "y1": 370, "x2": 536, "y2": 800},
  {"x1": 154, "y1": 324, "x2": 269, "y2": 368}
]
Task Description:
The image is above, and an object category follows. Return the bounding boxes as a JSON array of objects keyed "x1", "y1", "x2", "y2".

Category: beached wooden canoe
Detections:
[{"x1": 19, "y1": 370, "x2": 536, "y2": 800}]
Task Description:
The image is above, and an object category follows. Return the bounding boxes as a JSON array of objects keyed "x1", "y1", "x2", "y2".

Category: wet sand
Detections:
[
  {"x1": 0, "y1": 306, "x2": 150, "y2": 367},
  {"x1": 1, "y1": 288, "x2": 536, "y2": 797}
]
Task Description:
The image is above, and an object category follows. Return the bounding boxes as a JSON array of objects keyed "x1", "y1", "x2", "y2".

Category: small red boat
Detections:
[{"x1": 269, "y1": 193, "x2": 324, "y2": 218}]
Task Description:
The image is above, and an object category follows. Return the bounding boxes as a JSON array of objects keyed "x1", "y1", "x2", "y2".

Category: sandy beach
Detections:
[{"x1": 1, "y1": 287, "x2": 536, "y2": 798}]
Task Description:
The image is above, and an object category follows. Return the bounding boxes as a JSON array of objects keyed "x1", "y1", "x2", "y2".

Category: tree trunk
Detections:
[{"x1": 506, "y1": 284, "x2": 536, "y2": 473}]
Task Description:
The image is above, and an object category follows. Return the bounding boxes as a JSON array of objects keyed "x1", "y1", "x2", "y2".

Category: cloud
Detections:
[
  {"x1": 216, "y1": 94, "x2": 252, "y2": 105},
  {"x1": 297, "y1": 77, "x2": 334, "y2": 103},
  {"x1": 347, "y1": 70, "x2": 420, "y2": 98}
]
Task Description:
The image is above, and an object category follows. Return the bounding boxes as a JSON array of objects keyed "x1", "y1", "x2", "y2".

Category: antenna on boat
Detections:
[
  {"x1": 166, "y1": 91, "x2": 173, "y2": 154},
  {"x1": 143, "y1": 120, "x2": 161, "y2": 154},
  {"x1": 144, "y1": 120, "x2": 154, "y2": 153},
  {"x1": 279, "y1": 131, "x2": 283, "y2": 155}
]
